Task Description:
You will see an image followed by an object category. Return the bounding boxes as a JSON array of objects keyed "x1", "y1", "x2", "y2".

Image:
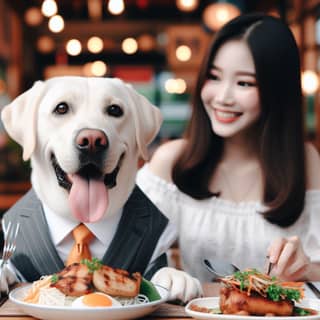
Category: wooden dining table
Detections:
[{"x1": 0, "y1": 283, "x2": 220, "y2": 319}]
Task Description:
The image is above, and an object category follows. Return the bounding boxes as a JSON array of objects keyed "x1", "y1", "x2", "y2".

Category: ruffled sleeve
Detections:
[
  {"x1": 301, "y1": 190, "x2": 320, "y2": 263},
  {"x1": 136, "y1": 164, "x2": 181, "y2": 225}
]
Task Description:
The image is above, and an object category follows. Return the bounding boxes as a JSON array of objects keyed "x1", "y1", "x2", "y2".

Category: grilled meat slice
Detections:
[
  {"x1": 57, "y1": 263, "x2": 92, "y2": 278},
  {"x1": 93, "y1": 265, "x2": 142, "y2": 297},
  {"x1": 51, "y1": 276, "x2": 93, "y2": 297},
  {"x1": 51, "y1": 263, "x2": 93, "y2": 297},
  {"x1": 220, "y1": 286, "x2": 294, "y2": 316}
]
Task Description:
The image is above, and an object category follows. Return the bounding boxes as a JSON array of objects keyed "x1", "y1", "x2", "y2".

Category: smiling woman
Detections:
[
  {"x1": 137, "y1": 13, "x2": 320, "y2": 292},
  {"x1": 201, "y1": 39, "x2": 260, "y2": 139}
]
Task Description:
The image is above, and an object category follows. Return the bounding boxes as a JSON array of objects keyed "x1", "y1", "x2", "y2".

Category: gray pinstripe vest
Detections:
[{"x1": 3, "y1": 186, "x2": 168, "y2": 282}]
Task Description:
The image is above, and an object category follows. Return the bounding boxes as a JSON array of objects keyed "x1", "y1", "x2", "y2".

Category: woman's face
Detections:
[{"x1": 201, "y1": 40, "x2": 261, "y2": 139}]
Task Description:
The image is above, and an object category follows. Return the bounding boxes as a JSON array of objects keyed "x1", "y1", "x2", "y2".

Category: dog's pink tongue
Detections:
[{"x1": 69, "y1": 175, "x2": 108, "y2": 223}]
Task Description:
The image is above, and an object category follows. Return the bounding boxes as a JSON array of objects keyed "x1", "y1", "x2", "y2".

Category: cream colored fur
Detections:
[{"x1": 1, "y1": 76, "x2": 162, "y2": 221}]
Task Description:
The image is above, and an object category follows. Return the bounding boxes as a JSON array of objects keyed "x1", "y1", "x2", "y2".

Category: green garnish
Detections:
[
  {"x1": 233, "y1": 269, "x2": 260, "y2": 291},
  {"x1": 283, "y1": 288, "x2": 301, "y2": 302},
  {"x1": 51, "y1": 274, "x2": 59, "y2": 284},
  {"x1": 140, "y1": 278, "x2": 161, "y2": 302},
  {"x1": 294, "y1": 307, "x2": 311, "y2": 316},
  {"x1": 81, "y1": 257, "x2": 102, "y2": 273},
  {"x1": 267, "y1": 284, "x2": 301, "y2": 302},
  {"x1": 267, "y1": 284, "x2": 283, "y2": 301}
]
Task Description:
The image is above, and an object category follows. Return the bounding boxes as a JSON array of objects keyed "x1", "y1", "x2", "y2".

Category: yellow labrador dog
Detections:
[
  {"x1": 0, "y1": 76, "x2": 202, "y2": 302},
  {"x1": 3, "y1": 77, "x2": 160, "y2": 223}
]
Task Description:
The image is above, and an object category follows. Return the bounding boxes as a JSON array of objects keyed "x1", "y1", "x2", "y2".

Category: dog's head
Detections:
[{"x1": 1, "y1": 76, "x2": 162, "y2": 222}]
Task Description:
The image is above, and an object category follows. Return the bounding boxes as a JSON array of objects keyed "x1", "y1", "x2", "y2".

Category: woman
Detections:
[{"x1": 137, "y1": 13, "x2": 320, "y2": 287}]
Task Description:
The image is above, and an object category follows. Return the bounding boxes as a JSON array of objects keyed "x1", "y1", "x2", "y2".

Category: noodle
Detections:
[
  {"x1": 24, "y1": 276, "x2": 52, "y2": 303},
  {"x1": 38, "y1": 287, "x2": 67, "y2": 306}
]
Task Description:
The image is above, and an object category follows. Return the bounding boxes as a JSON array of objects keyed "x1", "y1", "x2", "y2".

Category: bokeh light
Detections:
[
  {"x1": 122, "y1": 38, "x2": 138, "y2": 54},
  {"x1": 48, "y1": 15, "x2": 64, "y2": 33}
]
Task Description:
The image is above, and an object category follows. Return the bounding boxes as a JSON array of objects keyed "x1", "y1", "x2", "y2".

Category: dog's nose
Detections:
[{"x1": 76, "y1": 129, "x2": 108, "y2": 154}]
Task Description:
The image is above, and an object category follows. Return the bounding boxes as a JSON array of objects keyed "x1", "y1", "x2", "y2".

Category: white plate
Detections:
[
  {"x1": 185, "y1": 297, "x2": 320, "y2": 320},
  {"x1": 9, "y1": 284, "x2": 168, "y2": 320}
]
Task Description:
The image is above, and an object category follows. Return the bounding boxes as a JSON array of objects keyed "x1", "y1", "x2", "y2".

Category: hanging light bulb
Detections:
[
  {"x1": 107, "y1": 0, "x2": 125, "y2": 15},
  {"x1": 122, "y1": 38, "x2": 138, "y2": 55},
  {"x1": 87, "y1": 36, "x2": 104, "y2": 53},
  {"x1": 48, "y1": 15, "x2": 64, "y2": 33},
  {"x1": 91, "y1": 61, "x2": 107, "y2": 76},
  {"x1": 41, "y1": 0, "x2": 58, "y2": 17},
  {"x1": 66, "y1": 39, "x2": 82, "y2": 56},
  {"x1": 302, "y1": 70, "x2": 319, "y2": 95},
  {"x1": 175, "y1": 78, "x2": 187, "y2": 94},
  {"x1": 176, "y1": 0, "x2": 199, "y2": 12},
  {"x1": 203, "y1": 2, "x2": 240, "y2": 31},
  {"x1": 176, "y1": 45, "x2": 192, "y2": 62},
  {"x1": 165, "y1": 78, "x2": 187, "y2": 94}
]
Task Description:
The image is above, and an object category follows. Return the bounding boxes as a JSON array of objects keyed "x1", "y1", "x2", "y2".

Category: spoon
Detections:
[{"x1": 203, "y1": 259, "x2": 240, "y2": 279}]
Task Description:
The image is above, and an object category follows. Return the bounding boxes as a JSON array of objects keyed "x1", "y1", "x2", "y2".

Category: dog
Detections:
[{"x1": 0, "y1": 76, "x2": 202, "y2": 302}]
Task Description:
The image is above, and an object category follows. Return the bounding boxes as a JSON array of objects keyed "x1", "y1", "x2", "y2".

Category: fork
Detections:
[
  {"x1": 265, "y1": 255, "x2": 274, "y2": 276},
  {"x1": 0, "y1": 221, "x2": 20, "y2": 270}
]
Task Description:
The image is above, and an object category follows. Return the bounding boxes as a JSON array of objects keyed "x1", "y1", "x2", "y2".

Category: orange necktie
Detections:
[{"x1": 66, "y1": 224, "x2": 94, "y2": 266}]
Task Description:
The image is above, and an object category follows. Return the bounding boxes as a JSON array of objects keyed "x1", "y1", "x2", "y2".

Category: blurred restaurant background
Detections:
[{"x1": 0, "y1": 0, "x2": 319, "y2": 213}]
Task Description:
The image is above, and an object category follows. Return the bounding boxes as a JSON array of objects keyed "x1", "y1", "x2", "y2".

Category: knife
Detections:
[{"x1": 307, "y1": 282, "x2": 320, "y2": 299}]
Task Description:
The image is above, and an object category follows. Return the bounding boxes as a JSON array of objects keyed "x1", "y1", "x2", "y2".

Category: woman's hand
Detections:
[{"x1": 267, "y1": 236, "x2": 310, "y2": 281}]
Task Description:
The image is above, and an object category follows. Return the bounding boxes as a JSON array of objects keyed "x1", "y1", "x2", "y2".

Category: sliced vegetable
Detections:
[{"x1": 140, "y1": 278, "x2": 161, "y2": 301}]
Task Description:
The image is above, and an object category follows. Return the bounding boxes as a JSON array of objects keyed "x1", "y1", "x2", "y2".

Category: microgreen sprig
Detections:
[
  {"x1": 233, "y1": 269, "x2": 259, "y2": 291},
  {"x1": 50, "y1": 274, "x2": 59, "y2": 284},
  {"x1": 267, "y1": 284, "x2": 301, "y2": 302},
  {"x1": 81, "y1": 257, "x2": 102, "y2": 273}
]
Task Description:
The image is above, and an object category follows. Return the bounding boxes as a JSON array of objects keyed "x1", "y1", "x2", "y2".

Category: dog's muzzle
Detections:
[
  {"x1": 51, "y1": 129, "x2": 124, "y2": 191},
  {"x1": 76, "y1": 128, "x2": 108, "y2": 168}
]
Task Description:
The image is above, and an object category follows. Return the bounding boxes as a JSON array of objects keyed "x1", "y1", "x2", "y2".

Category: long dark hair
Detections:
[{"x1": 172, "y1": 13, "x2": 305, "y2": 227}]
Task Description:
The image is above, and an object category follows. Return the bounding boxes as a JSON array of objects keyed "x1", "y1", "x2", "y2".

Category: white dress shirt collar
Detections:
[{"x1": 42, "y1": 203, "x2": 122, "y2": 247}]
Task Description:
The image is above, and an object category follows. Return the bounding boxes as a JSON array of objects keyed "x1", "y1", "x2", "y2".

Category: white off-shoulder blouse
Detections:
[{"x1": 136, "y1": 164, "x2": 320, "y2": 282}]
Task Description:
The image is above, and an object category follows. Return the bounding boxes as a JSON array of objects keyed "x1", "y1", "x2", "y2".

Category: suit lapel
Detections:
[
  {"x1": 11, "y1": 190, "x2": 65, "y2": 277},
  {"x1": 101, "y1": 185, "x2": 168, "y2": 275},
  {"x1": 101, "y1": 186, "x2": 147, "y2": 270}
]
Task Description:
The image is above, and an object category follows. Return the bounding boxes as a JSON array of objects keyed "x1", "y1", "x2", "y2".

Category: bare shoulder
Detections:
[
  {"x1": 148, "y1": 139, "x2": 186, "y2": 182},
  {"x1": 305, "y1": 142, "x2": 320, "y2": 189}
]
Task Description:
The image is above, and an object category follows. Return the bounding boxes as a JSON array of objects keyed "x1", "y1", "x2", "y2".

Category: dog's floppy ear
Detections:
[
  {"x1": 1, "y1": 80, "x2": 45, "y2": 161},
  {"x1": 125, "y1": 84, "x2": 162, "y2": 160}
]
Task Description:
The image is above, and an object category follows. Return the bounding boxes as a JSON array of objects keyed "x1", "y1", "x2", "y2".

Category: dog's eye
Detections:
[
  {"x1": 106, "y1": 104, "x2": 123, "y2": 117},
  {"x1": 54, "y1": 103, "x2": 69, "y2": 115}
]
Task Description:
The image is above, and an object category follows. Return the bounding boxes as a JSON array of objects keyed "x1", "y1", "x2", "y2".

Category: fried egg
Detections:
[{"x1": 71, "y1": 292, "x2": 122, "y2": 308}]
